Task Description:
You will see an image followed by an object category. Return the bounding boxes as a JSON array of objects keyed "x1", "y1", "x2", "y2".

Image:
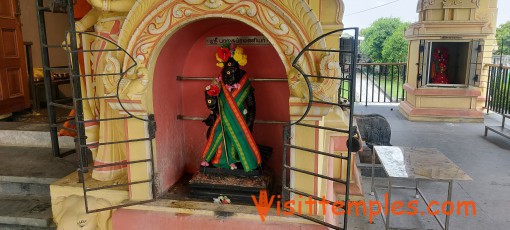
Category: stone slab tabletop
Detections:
[{"x1": 373, "y1": 146, "x2": 472, "y2": 181}]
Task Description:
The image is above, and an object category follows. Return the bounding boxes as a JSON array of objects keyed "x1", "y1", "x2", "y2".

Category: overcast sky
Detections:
[{"x1": 342, "y1": 0, "x2": 510, "y2": 29}]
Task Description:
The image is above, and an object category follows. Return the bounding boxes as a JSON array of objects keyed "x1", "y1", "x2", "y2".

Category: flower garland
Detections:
[
  {"x1": 215, "y1": 43, "x2": 247, "y2": 68},
  {"x1": 213, "y1": 195, "x2": 231, "y2": 204}
]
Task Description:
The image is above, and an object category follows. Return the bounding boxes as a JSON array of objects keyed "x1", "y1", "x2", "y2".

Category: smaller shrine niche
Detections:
[
  {"x1": 410, "y1": 0, "x2": 494, "y2": 87},
  {"x1": 423, "y1": 41, "x2": 472, "y2": 85}
]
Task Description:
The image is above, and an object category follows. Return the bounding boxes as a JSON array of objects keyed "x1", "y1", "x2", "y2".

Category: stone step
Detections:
[
  {"x1": 0, "y1": 179, "x2": 52, "y2": 197},
  {"x1": 0, "y1": 195, "x2": 55, "y2": 229},
  {"x1": 0, "y1": 146, "x2": 78, "y2": 196},
  {"x1": 0, "y1": 224, "x2": 55, "y2": 230},
  {"x1": 0, "y1": 122, "x2": 74, "y2": 148}
]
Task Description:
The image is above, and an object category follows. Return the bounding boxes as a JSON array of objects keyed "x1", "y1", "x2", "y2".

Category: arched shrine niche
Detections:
[{"x1": 152, "y1": 18, "x2": 289, "y2": 193}]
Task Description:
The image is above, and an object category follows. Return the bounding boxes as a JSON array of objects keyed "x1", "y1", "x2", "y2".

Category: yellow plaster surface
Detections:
[
  {"x1": 125, "y1": 118, "x2": 153, "y2": 201},
  {"x1": 419, "y1": 96, "x2": 474, "y2": 109},
  {"x1": 291, "y1": 121, "x2": 320, "y2": 198},
  {"x1": 50, "y1": 171, "x2": 129, "y2": 204},
  {"x1": 50, "y1": 171, "x2": 129, "y2": 229}
]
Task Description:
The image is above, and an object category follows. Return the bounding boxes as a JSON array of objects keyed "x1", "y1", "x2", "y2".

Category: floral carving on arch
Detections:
[{"x1": 117, "y1": 0, "x2": 338, "y2": 103}]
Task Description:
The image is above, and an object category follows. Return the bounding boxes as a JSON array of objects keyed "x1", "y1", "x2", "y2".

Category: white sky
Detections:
[{"x1": 342, "y1": 0, "x2": 510, "y2": 29}]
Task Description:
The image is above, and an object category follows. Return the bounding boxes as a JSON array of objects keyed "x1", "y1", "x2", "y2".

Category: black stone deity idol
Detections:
[{"x1": 200, "y1": 45, "x2": 261, "y2": 172}]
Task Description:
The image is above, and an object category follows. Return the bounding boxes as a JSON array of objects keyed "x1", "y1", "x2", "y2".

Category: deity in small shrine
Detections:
[
  {"x1": 430, "y1": 47, "x2": 449, "y2": 84},
  {"x1": 200, "y1": 45, "x2": 261, "y2": 172}
]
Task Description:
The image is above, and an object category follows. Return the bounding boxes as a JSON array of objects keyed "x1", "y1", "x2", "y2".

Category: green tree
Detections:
[
  {"x1": 381, "y1": 23, "x2": 410, "y2": 63},
  {"x1": 495, "y1": 21, "x2": 510, "y2": 55},
  {"x1": 360, "y1": 17, "x2": 409, "y2": 63}
]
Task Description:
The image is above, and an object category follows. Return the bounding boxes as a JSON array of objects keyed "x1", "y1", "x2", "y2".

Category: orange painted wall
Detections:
[{"x1": 153, "y1": 18, "x2": 289, "y2": 194}]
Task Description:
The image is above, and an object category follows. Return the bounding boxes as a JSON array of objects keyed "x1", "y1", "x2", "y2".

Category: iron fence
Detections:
[
  {"x1": 486, "y1": 64, "x2": 510, "y2": 115},
  {"x1": 346, "y1": 63, "x2": 406, "y2": 106}
]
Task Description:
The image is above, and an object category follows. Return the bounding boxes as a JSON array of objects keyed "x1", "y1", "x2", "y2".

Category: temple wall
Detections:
[{"x1": 19, "y1": 0, "x2": 69, "y2": 68}]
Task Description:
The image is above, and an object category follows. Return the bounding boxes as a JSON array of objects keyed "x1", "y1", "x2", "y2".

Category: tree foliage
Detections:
[
  {"x1": 495, "y1": 21, "x2": 510, "y2": 55},
  {"x1": 382, "y1": 23, "x2": 410, "y2": 63},
  {"x1": 360, "y1": 18, "x2": 409, "y2": 63}
]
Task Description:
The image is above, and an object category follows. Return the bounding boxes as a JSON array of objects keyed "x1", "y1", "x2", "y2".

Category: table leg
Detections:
[
  {"x1": 445, "y1": 180, "x2": 453, "y2": 230},
  {"x1": 371, "y1": 148, "x2": 375, "y2": 196},
  {"x1": 386, "y1": 177, "x2": 392, "y2": 230},
  {"x1": 415, "y1": 180, "x2": 420, "y2": 198},
  {"x1": 385, "y1": 177, "x2": 391, "y2": 230}
]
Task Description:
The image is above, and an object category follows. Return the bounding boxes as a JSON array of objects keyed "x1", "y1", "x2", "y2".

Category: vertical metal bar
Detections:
[
  {"x1": 373, "y1": 65, "x2": 376, "y2": 102},
  {"x1": 501, "y1": 69, "x2": 510, "y2": 114},
  {"x1": 389, "y1": 65, "x2": 394, "y2": 102},
  {"x1": 358, "y1": 65, "x2": 362, "y2": 102},
  {"x1": 371, "y1": 66, "x2": 375, "y2": 103},
  {"x1": 445, "y1": 180, "x2": 453, "y2": 230},
  {"x1": 65, "y1": 0, "x2": 91, "y2": 211},
  {"x1": 497, "y1": 38, "x2": 505, "y2": 113},
  {"x1": 25, "y1": 42, "x2": 38, "y2": 113},
  {"x1": 343, "y1": 28, "x2": 358, "y2": 230},
  {"x1": 492, "y1": 66, "x2": 498, "y2": 113},
  {"x1": 282, "y1": 125, "x2": 289, "y2": 203},
  {"x1": 488, "y1": 66, "x2": 496, "y2": 113},
  {"x1": 36, "y1": 0, "x2": 60, "y2": 158},
  {"x1": 371, "y1": 147, "x2": 375, "y2": 195},
  {"x1": 383, "y1": 65, "x2": 387, "y2": 103},
  {"x1": 485, "y1": 66, "x2": 492, "y2": 114},
  {"x1": 475, "y1": 40, "x2": 481, "y2": 87},
  {"x1": 378, "y1": 65, "x2": 382, "y2": 102},
  {"x1": 366, "y1": 66, "x2": 369, "y2": 106},
  {"x1": 500, "y1": 68, "x2": 505, "y2": 114},
  {"x1": 417, "y1": 40, "x2": 422, "y2": 88},
  {"x1": 415, "y1": 180, "x2": 419, "y2": 198},
  {"x1": 148, "y1": 118, "x2": 157, "y2": 197},
  {"x1": 386, "y1": 177, "x2": 392, "y2": 230},
  {"x1": 501, "y1": 68, "x2": 506, "y2": 114},
  {"x1": 496, "y1": 66, "x2": 503, "y2": 114},
  {"x1": 402, "y1": 64, "x2": 406, "y2": 101},
  {"x1": 494, "y1": 67, "x2": 499, "y2": 114},
  {"x1": 503, "y1": 69, "x2": 510, "y2": 114},
  {"x1": 507, "y1": 68, "x2": 510, "y2": 114},
  {"x1": 396, "y1": 65, "x2": 401, "y2": 102}
]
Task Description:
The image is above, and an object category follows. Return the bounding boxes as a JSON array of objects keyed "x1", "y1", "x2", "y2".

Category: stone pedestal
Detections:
[
  {"x1": 399, "y1": 83, "x2": 483, "y2": 122},
  {"x1": 189, "y1": 171, "x2": 272, "y2": 204}
]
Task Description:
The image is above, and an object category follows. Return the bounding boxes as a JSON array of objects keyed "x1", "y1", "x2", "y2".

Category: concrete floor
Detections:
[{"x1": 346, "y1": 104, "x2": 510, "y2": 230}]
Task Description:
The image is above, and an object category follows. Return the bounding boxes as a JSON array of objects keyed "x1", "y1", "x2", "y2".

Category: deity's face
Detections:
[{"x1": 222, "y1": 58, "x2": 240, "y2": 85}]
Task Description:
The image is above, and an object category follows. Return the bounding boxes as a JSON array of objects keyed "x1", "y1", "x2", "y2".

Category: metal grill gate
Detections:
[
  {"x1": 36, "y1": 0, "x2": 156, "y2": 213},
  {"x1": 282, "y1": 28, "x2": 359, "y2": 229}
]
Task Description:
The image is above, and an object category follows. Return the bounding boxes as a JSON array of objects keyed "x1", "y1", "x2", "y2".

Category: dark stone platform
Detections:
[{"x1": 189, "y1": 170, "x2": 272, "y2": 204}]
